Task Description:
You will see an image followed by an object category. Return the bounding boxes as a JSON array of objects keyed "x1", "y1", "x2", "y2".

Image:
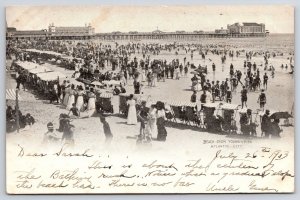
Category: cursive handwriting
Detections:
[
  {"x1": 249, "y1": 180, "x2": 278, "y2": 192},
  {"x1": 10, "y1": 145, "x2": 294, "y2": 193},
  {"x1": 98, "y1": 170, "x2": 136, "y2": 179},
  {"x1": 15, "y1": 168, "x2": 41, "y2": 180},
  {"x1": 17, "y1": 145, "x2": 47, "y2": 157},
  {"x1": 142, "y1": 160, "x2": 178, "y2": 171},
  {"x1": 206, "y1": 183, "x2": 240, "y2": 192},
  {"x1": 88, "y1": 160, "x2": 112, "y2": 170},
  {"x1": 54, "y1": 145, "x2": 93, "y2": 157}
]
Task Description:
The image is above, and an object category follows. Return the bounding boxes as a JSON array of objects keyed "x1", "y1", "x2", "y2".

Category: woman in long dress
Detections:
[
  {"x1": 144, "y1": 104, "x2": 157, "y2": 140},
  {"x1": 127, "y1": 94, "x2": 137, "y2": 125},
  {"x1": 76, "y1": 86, "x2": 85, "y2": 111},
  {"x1": 87, "y1": 88, "x2": 96, "y2": 117},
  {"x1": 66, "y1": 84, "x2": 75, "y2": 110},
  {"x1": 63, "y1": 85, "x2": 70, "y2": 106},
  {"x1": 156, "y1": 101, "x2": 167, "y2": 141}
]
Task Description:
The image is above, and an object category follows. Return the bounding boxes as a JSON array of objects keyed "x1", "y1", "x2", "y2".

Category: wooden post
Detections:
[{"x1": 16, "y1": 89, "x2": 20, "y2": 133}]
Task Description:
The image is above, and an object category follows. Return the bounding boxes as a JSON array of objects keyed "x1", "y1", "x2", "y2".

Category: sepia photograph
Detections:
[{"x1": 5, "y1": 5, "x2": 295, "y2": 194}]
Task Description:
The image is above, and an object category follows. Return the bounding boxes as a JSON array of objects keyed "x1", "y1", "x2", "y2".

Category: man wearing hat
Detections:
[
  {"x1": 241, "y1": 86, "x2": 248, "y2": 109},
  {"x1": 257, "y1": 89, "x2": 267, "y2": 110},
  {"x1": 261, "y1": 110, "x2": 271, "y2": 138},
  {"x1": 263, "y1": 72, "x2": 269, "y2": 90}
]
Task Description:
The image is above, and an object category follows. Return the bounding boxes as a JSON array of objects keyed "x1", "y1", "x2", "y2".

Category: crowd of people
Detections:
[
  {"x1": 6, "y1": 105, "x2": 35, "y2": 133},
  {"x1": 6, "y1": 38, "x2": 294, "y2": 144}
]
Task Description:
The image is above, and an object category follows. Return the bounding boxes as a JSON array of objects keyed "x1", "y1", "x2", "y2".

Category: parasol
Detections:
[
  {"x1": 194, "y1": 68, "x2": 204, "y2": 73},
  {"x1": 270, "y1": 112, "x2": 293, "y2": 119},
  {"x1": 91, "y1": 81, "x2": 103, "y2": 87}
]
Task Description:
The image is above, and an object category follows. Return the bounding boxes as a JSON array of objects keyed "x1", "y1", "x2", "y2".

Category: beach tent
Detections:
[
  {"x1": 6, "y1": 89, "x2": 23, "y2": 133},
  {"x1": 6, "y1": 89, "x2": 23, "y2": 101},
  {"x1": 68, "y1": 78, "x2": 85, "y2": 87},
  {"x1": 15, "y1": 61, "x2": 39, "y2": 71},
  {"x1": 102, "y1": 80, "x2": 121, "y2": 86},
  {"x1": 25, "y1": 49, "x2": 64, "y2": 58},
  {"x1": 37, "y1": 71, "x2": 67, "y2": 81},
  {"x1": 28, "y1": 66, "x2": 52, "y2": 74}
]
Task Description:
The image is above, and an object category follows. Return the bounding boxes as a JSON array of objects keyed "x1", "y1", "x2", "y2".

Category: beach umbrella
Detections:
[
  {"x1": 91, "y1": 81, "x2": 103, "y2": 87},
  {"x1": 194, "y1": 69, "x2": 203, "y2": 73},
  {"x1": 270, "y1": 112, "x2": 293, "y2": 119},
  {"x1": 69, "y1": 79, "x2": 85, "y2": 87}
]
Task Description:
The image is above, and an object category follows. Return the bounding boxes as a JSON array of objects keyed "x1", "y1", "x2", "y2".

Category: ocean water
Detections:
[{"x1": 93, "y1": 33, "x2": 294, "y2": 54}]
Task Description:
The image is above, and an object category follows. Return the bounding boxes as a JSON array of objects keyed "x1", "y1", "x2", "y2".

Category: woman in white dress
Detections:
[
  {"x1": 76, "y1": 86, "x2": 85, "y2": 111},
  {"x1": 127, "y1": 94, "x2": 137, "y2": 125},
  {"x1": 87, "y1": 88, "x2": 96, "y2": 117},
  {"x1": 66, "y1": 84, "x2": 75, "y2": 110},
  {"x1": 175, "y1": 66, "x2": 180, "y2": 80},
  {"x1": 63, "y1": 85, "x2": 70, "y2": 106},
  {"x1": 147, "y1": 104, "x2": 158, "y2": 138},
  {"x1": 141, "y1": 69, "x2": 146, "y2": 82}
]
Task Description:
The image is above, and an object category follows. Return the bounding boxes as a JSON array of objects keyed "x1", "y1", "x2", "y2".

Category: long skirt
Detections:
[
  {"x1": 63, "y1": 93, "x2": 70, "y2": 106},
  {"x1": 157, "y1": 118, "x2": 167, "y2": 141},
  {"x1": 87, "y1": 97, "x2": 96, "y2": 117},
  {"x1": 127, "y1": 105, "x2": 137, "y2": 125},
  {"x1": 76, "y1": 96, "x2": 84, "y2": 111},
  {"x1": 66, "y1": 95, "x2": 75, "y2": 110}
]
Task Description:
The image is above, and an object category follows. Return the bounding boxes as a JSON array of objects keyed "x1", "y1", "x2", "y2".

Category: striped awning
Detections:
[
  {"x1": 220, "y1": 103, "x2": 240, "y2": 110},
  {"x1": 119, "y1": 93, "x2": 130, "y2": 97},
  {"x1": 168, "y1": 101, "x2": 184, "y2": 107},
  {"x1": 100, "y1": 93, "x2": 113, "y2": 98},
  {"x1": 102, "y1": 80, "x2": 121, "y2": 86},
  {"x1": 168, "y1": 100, "x2": 197, "y2": 107},
  {"x1": 6, "y1": 89, "x2": 23, "y2": 101},
  {"x1": 203, "y1": 102, "x2": 221, "y2": 108}
]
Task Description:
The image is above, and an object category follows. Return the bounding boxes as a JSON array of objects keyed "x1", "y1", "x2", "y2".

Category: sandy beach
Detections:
[{"x1": 6, "y1": 35, "x2": 295, "y2": 156}]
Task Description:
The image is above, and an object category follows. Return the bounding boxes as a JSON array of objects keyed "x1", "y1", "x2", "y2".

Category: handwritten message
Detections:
[{"x1": 6, "y1": 144, "x2": 294, "y2": 194}]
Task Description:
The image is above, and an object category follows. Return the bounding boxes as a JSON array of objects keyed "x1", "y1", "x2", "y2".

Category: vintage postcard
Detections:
[{"x1": 5, "y1": 5, "x2": 294, "y2": 194}]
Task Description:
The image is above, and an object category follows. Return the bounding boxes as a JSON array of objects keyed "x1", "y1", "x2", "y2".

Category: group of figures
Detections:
[{"x1": 126, "y1": 94, "x2": 168, "y2": 144}]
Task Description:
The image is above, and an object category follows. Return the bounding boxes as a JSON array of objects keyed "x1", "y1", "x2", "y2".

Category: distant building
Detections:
[
  {"x1": 6, "y1": 27, "x2": 17, "y2": 37},
  {"x1": 7, "y1": 27, "x2": 17, "y2": 32},
  {"x1": 48, "y1": 23, "x2": 95, "y2": 36},
  {"x1": 6, "y1": 22, "x2": 267, "y2": 40},
  {"x1": 7, "y1": 28, "x2": 48, "y2": 39},
  {"x1": 227, "y1": 22, "x2": 266, "y2": 34},
  {"x1": 215, "y1": 27, "x2": 229, "y2": 34}
]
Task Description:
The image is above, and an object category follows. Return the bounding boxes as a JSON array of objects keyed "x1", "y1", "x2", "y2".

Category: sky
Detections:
[{"x1": 6, "y1": 5, "x2": 294, "y2": 33}]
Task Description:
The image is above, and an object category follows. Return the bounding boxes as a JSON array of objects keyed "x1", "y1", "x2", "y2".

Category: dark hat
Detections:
[
  {"x1": 156, "y1": 101, "x2": 165, "y2": 110},
  {"x1": 47, "y1": 122, "x2": 54, "y2": 129}
]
